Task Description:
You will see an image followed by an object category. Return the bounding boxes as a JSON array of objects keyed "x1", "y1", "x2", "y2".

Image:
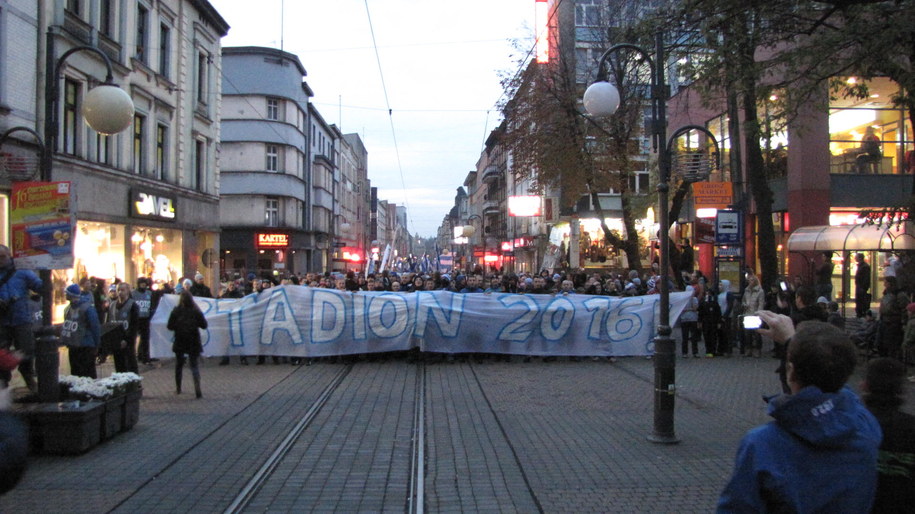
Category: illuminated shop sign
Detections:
[
  {"x1": 256, "y1": 233, "x2": 289, "y2": 248},
  {"x1": 131, "y1": 189, "x2": 176, "y2": 221}
]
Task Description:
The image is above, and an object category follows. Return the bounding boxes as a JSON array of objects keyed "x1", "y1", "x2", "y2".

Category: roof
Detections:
[{"x1": 786, "y1": 222, "x2": 915, "y2": 252}]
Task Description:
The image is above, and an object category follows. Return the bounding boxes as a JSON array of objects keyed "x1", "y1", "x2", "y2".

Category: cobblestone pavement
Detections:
[{"x1": 1, "y1": 351, "x2": 911, "y2": 513}]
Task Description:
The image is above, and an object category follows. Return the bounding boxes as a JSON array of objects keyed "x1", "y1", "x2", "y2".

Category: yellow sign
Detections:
[{"x1": 693, "y1": 182, "x2": 733, "y2": 208}]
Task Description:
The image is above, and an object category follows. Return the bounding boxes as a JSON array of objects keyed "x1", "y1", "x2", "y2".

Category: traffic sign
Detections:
[{"x1": 715, "y1": 210, "x2": 743, "y2": 245}]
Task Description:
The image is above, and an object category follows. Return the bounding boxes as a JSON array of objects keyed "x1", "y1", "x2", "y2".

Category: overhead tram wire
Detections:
[{"x1": 364, "y1": 0, "x2": 416, "y2": 236}]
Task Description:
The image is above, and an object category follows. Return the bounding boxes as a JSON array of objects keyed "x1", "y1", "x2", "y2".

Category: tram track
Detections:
[{"x1": 223, "y1": 364, "x2": 353, "y2": 514}]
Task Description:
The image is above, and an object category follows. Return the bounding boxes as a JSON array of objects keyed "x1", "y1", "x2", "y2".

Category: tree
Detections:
[{"x1": 499, "y1": 23, "x2": 655, "y2": 273}]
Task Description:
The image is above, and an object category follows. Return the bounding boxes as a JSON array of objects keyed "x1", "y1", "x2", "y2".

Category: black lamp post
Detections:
[
  {"x1": 461, "y1": 214, "x2": 482, "y2": 273},
  {"x1": 583, "y1": 34, "x2": 720, "y2": 444},
  {"x1": 0, "y1": 32, "x2": 134, "y2": 401}
]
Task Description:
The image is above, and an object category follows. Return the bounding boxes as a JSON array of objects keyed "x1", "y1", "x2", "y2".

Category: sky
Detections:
[{"x1": 210, "y1": 0, "x2": 539, "y2": 238}]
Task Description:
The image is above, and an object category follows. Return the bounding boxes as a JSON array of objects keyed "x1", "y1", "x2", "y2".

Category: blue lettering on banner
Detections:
[{"x1": 148, "y1": 287, "x2": 691, "y2": 359}]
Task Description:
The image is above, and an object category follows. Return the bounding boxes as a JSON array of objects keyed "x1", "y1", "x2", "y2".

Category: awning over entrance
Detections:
[{"x1": 787, "y1": 221, "x2": 915, "y2": 252}]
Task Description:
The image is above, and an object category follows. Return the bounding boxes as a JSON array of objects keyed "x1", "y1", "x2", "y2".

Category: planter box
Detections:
[
  {"x1": 121, "y1": 389, "x2": 142, "y2": 432},
  {"x1": 101, "y1": 395, "x2": 125, "y2": 440},
  {"x1": 30, "y1": 401, "x2": 104, "y2": 455}
]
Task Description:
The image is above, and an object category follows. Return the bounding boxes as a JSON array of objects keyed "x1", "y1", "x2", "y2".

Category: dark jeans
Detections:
[
  {"x1": 854, "y1": 288, "x2": 871, "y2": 318},
  {"x1": 680, "y1": 321, "x2": 700, "y2": 355},
  {"x1": 702, "y1": 325, "x2": 719, "y2": 355},
  {"x1": 0, "y1": 324, "x2": 35, "y2": 386},
  {"x1": 175, "y1": 353, "x2": 200, "y2": 380},
  {"x1": 113, "y1": 339, "x2": 139, "y2": 374},
  {"x1": 136, "y1": 318, "x2": 151, "y2": 361},
  {"x1": 68, "y1": 346, "x2": 97, "y2": 379}
]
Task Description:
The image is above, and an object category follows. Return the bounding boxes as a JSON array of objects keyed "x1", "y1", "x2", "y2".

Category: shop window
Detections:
[
  {"x1": 828, "y1": 77, "x2": 912, "y2": 175},
  {"x1": 130, "y1": 227, "x2": 182, "y2": 287}
]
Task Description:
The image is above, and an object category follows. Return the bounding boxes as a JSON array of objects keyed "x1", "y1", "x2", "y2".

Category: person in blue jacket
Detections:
[
  {"x1": 718, "y1": 314, "x2": 882, "y2": 513},
  {"x1": 0, "y1": 245, "x2": 42, "y2": 391},
  {"x1": 60, "y1": 283, "x2": 101, "y2": 378}
]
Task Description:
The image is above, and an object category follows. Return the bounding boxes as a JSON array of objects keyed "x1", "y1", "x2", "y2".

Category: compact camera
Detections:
[{"x1": 741, "y1": 314, "x2": 767, "y2": 330}]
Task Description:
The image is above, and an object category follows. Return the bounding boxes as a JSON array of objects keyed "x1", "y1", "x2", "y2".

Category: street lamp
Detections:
[
  {"x1": 583, "y1": 32, "x2": 678, "y2": 444},
  {"x1": 584, "y1": 34, "x2": 721, "y2": 444},
  {"x1": 0, "y1": 34, "x2": 134, "y2": 402},
  {"x1": 462, "y1": 214, "x2": 482, "y2": 272}
]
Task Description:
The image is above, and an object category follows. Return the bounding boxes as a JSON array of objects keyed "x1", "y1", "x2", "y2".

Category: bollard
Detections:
[{"x1": 34, "y1": 326, "x2": 60, "y2": 403}]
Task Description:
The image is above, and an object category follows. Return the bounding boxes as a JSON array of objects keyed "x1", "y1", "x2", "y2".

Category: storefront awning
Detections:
[{"x1": 786, "y1": 221, "x2": 915, "y2": 252}]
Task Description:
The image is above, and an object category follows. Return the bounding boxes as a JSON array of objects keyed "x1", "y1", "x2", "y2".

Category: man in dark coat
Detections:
[{"x1": 855, "y1": 253, "x2": 872, "y2": 318}]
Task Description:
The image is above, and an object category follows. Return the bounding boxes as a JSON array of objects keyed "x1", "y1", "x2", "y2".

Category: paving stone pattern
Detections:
[{"x1": 1, "y1": 352, "x2": 911, "y2": 513}]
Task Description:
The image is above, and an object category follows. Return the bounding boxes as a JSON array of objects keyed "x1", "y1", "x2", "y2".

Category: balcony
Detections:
[{"x1": 481, "y1": 164, "x2": 502, "y2": 184}]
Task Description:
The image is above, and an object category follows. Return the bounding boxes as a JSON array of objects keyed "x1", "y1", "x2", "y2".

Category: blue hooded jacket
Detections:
[
  {"x1": 0, "y1": 265, "x2": 42, "y2": 327},
  {"x1": 718, "y1": 386, "x2": 882, "y2": 513}
]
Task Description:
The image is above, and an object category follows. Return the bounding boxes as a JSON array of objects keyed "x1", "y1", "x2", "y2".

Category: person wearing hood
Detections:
[
  {"x1": 718, "y1": 314, "x2": 881, "y2": 513},
  {"x1": 60, "y1": 283, "x2": 101, "y2": 378}
]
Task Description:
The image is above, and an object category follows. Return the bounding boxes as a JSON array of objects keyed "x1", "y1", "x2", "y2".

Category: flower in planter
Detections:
[{"x1": 97, "y1": 373, "x2": 143, "y2": 396}]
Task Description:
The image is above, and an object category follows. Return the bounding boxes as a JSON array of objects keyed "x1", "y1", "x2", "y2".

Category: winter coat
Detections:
[
  {"x1": 717, "y1": 386, "x2": 882, "y2": 513},
  {"x1": 741, "y1": 285, "x2": 766, "y2": 315},
  {"x1": 0, "y1": 266, "x2": 42, "y2": 327},
  {"x1": 60, "y1": 296, "x2": 101, "y2": 348},
  {"x1": 865, "y1": 397, "x2": 915, "y2": 513},
  {"x1": 167, "y1": 304, "x2": 208, "y2": 355},
  {"x1": 699, "y1": 294, "x2": 723, "y2": 326}
]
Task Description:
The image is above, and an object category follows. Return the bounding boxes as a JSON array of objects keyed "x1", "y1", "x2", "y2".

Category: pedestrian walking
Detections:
[{"x1": 167, "y1": 289, "x2": 208, "y2": 398}]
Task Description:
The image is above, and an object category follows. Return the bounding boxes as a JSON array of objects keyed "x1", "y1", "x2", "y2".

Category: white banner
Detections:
[{"x1": 150, "y1": 287, "x2": 691, "y2": 358}]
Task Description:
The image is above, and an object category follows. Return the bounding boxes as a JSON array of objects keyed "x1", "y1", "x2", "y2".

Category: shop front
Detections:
[
  {"x1": 556, "y1": 214, "x2": 655, "y2": 272},
  {"x1": 220, "y1": 229, "x2": 311, "y2": 280},
  {"x1": 51, "y1": 187, "x2": 219, "y2": 322}
]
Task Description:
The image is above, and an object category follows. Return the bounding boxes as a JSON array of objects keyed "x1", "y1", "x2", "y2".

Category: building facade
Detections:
[
  {"x1": 219, "y1": 46, "x2": 312, "y2": 279},
  {"x1": 1, "y1": 0, "x2": 227, "y2": 321}
]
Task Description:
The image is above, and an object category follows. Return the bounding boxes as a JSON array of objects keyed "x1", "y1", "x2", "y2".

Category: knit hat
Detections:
[
  {"x1": 817, "y1": 296, "x2": 828, "y2": 304},
  {"x1": 195, "y1": 272, "x2": 204, "y2": 281},
  {"x1": 65, "y1": 284, "x2": 82, "y2": 297}
]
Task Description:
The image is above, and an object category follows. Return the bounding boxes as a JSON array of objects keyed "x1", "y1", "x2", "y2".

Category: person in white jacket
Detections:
[{"x1": 741, "y1": 274, "x2": 766, "y2": 357}]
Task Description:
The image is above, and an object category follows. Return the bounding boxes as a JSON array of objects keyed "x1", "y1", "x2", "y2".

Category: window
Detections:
[
  {"x1": 95, "y1": 134, "x2": 110, "y2": 165},
  {"x1": 266, "y1": 144, "x2": 279, "y2": 171},
  {"x1": 133, "y1": 113, "x2": 145, "y2": 173},
  {"x1": 194, "y1": 139, "x2": 205, "y2": 191},
  {"x1": 196, "y1": 51, "x2": 209, "y2": 105},
  {"x1": 628, "y1": 172, "x2": 650, "y2": 194},
  {"x1": 156, "y1": 124, "x2": 168, "y2": 179},
  {"x1": 136, "y1": 4, "x2": 149, "y2": 63},
  {"x1": 265, "y1": 197, "x2": 279, "y2": 227},
  {"x1": 66, "y1": 0, "x2": 81, "y2": 15},
  {"x1": 266, "y1": 98, "x2": 279, "y2": 120},
  {"x1": 575, "y1": 1, "x2": 602, "y2": 27},
  {"x1": 63, "y1": 79, "x2": 79, "y2": 156},
  {"x1": 159, "y1": 24, "x2": 171, "y2": 78},
  {"x1": 828, "y1": 77, "x2": 912, "y2": 175},
  {"x1": 100, "y1": 0, "x2": 114, "y2": 37}
]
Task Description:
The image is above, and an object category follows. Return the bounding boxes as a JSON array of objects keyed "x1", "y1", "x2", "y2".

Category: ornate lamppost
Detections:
[
  {"x1": 583, "y1": 33, "x2": 719, "y2": 444},
  {"x1": 0, "y1": 33, "x2": 134, "y2": 401}
]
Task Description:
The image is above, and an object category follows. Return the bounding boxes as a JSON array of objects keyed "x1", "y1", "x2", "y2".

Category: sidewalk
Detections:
[{"x1": 1, "y1": 353, "x2": 910, "y2": 513}]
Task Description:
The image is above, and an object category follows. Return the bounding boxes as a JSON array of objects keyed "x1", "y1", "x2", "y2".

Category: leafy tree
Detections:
[{"x1": 499, "y1": 23, "x2": 655, "y2": 272}]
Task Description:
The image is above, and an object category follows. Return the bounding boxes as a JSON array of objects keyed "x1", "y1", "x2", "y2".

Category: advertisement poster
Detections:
[{"x1": 11, "y1": 181, "x2": 75, "y2": 270}]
